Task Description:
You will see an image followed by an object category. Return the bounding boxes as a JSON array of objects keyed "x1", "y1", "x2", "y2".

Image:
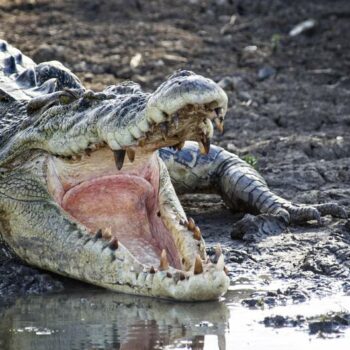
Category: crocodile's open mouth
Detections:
[
  {"x1": 46, "y1": 103, "x2": 225, "y2": 274},
  {"x1": 50, "y1": 148, "x2": 183, "y2": 268}
]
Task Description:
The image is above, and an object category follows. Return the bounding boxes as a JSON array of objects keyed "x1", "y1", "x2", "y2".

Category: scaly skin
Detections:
[
  {"x1": 160, "y1": 142, "x2": 347, "y2": 241},
  {"x1": 0, "y1": 40, "x2": 229, "y2": 301},
  {"x1": 0, "y1": 40, "x2": 346, "y2": 300}
]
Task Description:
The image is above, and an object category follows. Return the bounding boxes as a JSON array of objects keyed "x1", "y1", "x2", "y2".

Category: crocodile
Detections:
[{"x1": 0, "y1": 40, "x2": 346, "y2": 301}]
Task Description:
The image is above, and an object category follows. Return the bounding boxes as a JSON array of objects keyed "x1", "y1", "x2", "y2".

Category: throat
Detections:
[{"x1": 62, "y1": 175, "x2": 164, "y2": 266}]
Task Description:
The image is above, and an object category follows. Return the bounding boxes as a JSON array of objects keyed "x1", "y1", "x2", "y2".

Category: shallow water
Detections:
[{"x1": 0, "y1": 286, "x2": 349, "y2": 350}]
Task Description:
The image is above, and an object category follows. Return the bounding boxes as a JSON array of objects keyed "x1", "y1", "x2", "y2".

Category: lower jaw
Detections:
[{"x1": 38, "y1": 148, "x2": 230, "y2": 300}]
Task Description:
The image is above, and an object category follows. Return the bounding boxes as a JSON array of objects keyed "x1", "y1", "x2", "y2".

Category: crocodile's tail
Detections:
[
  {"x1": 0, "y1": 39, "x2": 85, "y2": 150},
  {"x1": 0, "y1": 39, "x2": 83, "y2": 101}
]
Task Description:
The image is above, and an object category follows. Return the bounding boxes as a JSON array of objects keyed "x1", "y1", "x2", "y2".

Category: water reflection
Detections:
[{"x1": 0, "y1": 289, "x2": 229, "y2": 350}]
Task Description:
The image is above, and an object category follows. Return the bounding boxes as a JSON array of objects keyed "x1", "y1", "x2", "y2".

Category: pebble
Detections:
[
  {"x1": 289, "y1": 19, "x2": 317, "y2": 37},
  {"x1": 237, "y1": 91, "x2": 252, "y2": 102},
  {"x1": 32, "y1": 44, "x2": 66, "y2": 63},
  {"x1": 218, "y1": 76, "x2": 235, "y2": 90},
  {"x1": 258, "y1": 66, "x2": 276, "y2": 81}
]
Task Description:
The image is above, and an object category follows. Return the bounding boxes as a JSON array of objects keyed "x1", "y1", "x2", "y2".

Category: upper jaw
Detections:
[{"x1": 49, "y1": 73, "x2": 227, "y2": 158}]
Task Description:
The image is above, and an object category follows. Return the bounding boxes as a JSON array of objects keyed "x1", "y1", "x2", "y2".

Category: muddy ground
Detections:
[{"x1": 0, "y1": 0, "x2": 350, "y2": 310}]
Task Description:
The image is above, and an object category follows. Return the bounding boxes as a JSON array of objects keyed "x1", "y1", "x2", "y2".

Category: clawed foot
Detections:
[
  {"x1": 231, "y1": 202, "x2": 347, "y2": 242},
  {"x1": 284, "y1": 202, "x2": 347, "y2": 224},
  {"x1": 231, "y1": 212, "x2": 289, "y2": 242}
]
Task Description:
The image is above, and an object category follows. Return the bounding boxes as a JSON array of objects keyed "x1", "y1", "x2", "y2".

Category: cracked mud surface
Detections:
[{"x1": 1, "y1": 0, "x2": 350, "y2": 311}]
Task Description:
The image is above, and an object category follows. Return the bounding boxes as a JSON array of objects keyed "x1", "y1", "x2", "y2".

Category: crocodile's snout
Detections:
[{"x1": 146, "y1": 70, "x2": 228, "y2": 123}]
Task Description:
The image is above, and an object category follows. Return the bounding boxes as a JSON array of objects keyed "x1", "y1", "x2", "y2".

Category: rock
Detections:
[
  {"x1": 289, "y1": 19, "x2": 317, "y2": 37},
  {"x1": 130, "y1": 53, "x2": 142, "y2": 69},
  {"x1": 309, "y1": 321, "x2": 340, "y2": 335},
  {"x1": 263, "y1": 315, "x2": 305, "y2": 328},
  {"x1": 242, "y1": 298, "x2": 259, "y2": 308},
  {"x1": 237, "y1": 91, "x2": 252, "y2": 102},
  {"x1": 218, "y1": 76, "x2": 235, "y2": 90},
  {"x1": 32, "y1": 44, "x2": 67, "y2": 63},
  {"x1": 215, "y1": 0, "x2": 229, "y2": 6},
  {"x1": 258, "y1": 66, "x2": 276, "y2": 81}
]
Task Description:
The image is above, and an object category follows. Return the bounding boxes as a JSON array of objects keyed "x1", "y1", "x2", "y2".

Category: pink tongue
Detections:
[{"x1": 62, "y1": 175, "x2": 162, "y2": 266}]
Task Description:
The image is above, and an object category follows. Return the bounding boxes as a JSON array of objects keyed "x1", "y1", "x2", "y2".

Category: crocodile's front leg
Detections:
[{"x1": 160, "y1": 142, "x2": 347, "y2": 241}]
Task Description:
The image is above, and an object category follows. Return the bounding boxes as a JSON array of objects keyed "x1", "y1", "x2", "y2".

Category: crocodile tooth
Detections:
[
  {"x1": 94, "y1": 229, "x2": 103, "y2": 240},
  {"x1": 172, "y1": 113, "x2": 179, "y2": 128},
  {"x1": 216, "y1": 254, "x2": 225, "y2": 271},
  {"x1": 159, "y1": 249, "x2": 169, "y2": 270},
  {"x1": 179, "y1": 218, "x2": 188, "y2": 227},
  {"x1": 159, "y1": 121, "x2": 169, "y2": 140},
  {"x1": 126, "y1": 148, "x2": 135, "y2": 163},
  {"x1": 215, "y1": 107, "x2": 224, "y2": 117},
  {"x1": 175, "y1": 141, "x2": 185, "y2": 151},
  {"x1": 108, "y1": 237, "x2": 119, "y2": 250},
  {"x1": 214, "y1": 117, "x2": 224, "y2": 134},
  {"x1": 194, "y1": 255, "x2": 203, "y2": 275},
  {"x1": 103, "y1": 227, "x2": 112, "y2": 240},
  {"x1": 201, "y1": 136, "x2": 210, "y2": 154},
  {"x1": 113, "y1": 150, "x2": 126, "y2": 170},
  {"x1": 224, "y1": 266, "x2": 229, "y2": 276},
  {"x1": 187, "y1": 217, "x2": 196, "y2": 231},
  {"x1": 198, "y1": 141, "x2": 206, "y2": 155},
  {"x1": 193, "y1": 226, "x2": 201, "y2": 241},
  {"x1": 215, "y1": 243, "x2": 222, "y2": 258}
]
